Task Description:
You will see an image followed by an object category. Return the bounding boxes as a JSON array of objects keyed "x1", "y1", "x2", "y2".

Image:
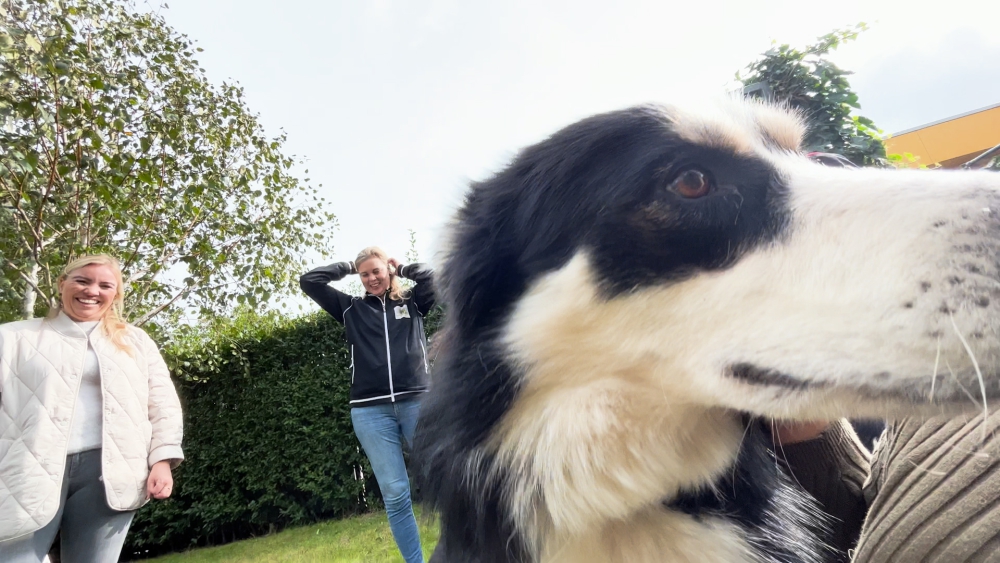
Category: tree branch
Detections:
[
  {"x1": 133, "y1": 285, "x2": 190, "y2": 326},
  {"x1": 4, "y1": 258, "x2": 52, "y2": 304},
  {"x1": 123, "y1": 150, "x2": 166, "y2": 271},
  {"x1": 133, "y1": 280, "x2": 233, "y2": 326},
  {"x1": 127, "y1": 206, "x2": 208, "y2": 305},
  {"x1": 0, "y1": 162, "x2": 41, "y2": 247}
]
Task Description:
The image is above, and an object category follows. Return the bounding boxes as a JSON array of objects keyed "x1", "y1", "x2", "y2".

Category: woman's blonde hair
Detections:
[
  {"x1": 355, "y1": 246, "x2": 409, "y2": 301},
  {"x1": 53, "y1": 254, "x2": 132, "y2": 352}
]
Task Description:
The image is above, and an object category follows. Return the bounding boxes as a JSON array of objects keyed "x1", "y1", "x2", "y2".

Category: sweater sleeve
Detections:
[
  {"x1": 777, "y1": 419, "x2": 871, "y2": 562},
  {"x1": 852, "y1": 414, "x2": 1000, "y2": 563},
  {"x1": 140, "y1": 329, "x2": 185, "y2": 469},
  {"x1": 299, "y1": 262, "x2": 357, "y2": 323},
  {"x1": 399, "y1": 262, "x2": 436, "y2": 316}
]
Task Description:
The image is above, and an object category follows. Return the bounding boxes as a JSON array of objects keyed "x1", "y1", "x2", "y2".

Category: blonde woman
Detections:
[
  {"x1": 0, "y1": 255, "x2": 184, "y2": 563},
  {"x1": 300, "y1": 247, "x2": 434, "y2": 563}
]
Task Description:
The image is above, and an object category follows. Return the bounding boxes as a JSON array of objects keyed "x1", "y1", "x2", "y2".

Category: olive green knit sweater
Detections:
[{"x1": 782, "y1": 415, "x2": 1000, "y2": 563}]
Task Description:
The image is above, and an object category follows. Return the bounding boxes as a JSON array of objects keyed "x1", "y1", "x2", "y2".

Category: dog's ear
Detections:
[
  {"x1": 441, "y1": 108, "x2": 672, "y2": 332},
  {"x1": 439, "y1": 195, "x2": 525, "y2": 335}
]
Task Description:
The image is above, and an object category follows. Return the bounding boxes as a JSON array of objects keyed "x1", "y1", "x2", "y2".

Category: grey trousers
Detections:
[{"x1": 0, "y1": 449, "x2": 136, "y2": 563}]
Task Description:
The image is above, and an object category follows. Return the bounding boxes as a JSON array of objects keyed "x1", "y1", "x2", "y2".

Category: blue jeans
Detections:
[
  {"x1": 0, "y1": 449, "x2": 136, "y2": 563},
  {"x1": 351, "y1": 398, "x2": 424, "y2": 563}
]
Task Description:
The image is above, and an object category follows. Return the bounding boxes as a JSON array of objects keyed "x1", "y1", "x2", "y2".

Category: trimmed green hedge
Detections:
[{"x1": 124, "y1": 311, "x2": 379, "y2": 559}]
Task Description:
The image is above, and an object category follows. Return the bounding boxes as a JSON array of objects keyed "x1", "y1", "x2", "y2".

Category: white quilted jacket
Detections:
[{"x1": 0, "y1": 312, "x2": 184, "y2": 542}]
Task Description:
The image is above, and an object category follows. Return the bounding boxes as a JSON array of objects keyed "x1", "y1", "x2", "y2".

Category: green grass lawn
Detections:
[{"x1": 142, "y1": 508, "x2": 439, "y2": 563}]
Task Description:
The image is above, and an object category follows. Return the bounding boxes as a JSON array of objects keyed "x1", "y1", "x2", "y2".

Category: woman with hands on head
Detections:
[
  {"x1": 0, "y1": 254, "x2": 184, "y2": 563},
  {"x1": 300, "y1": 246, "x2": 435, "y2": 563}
]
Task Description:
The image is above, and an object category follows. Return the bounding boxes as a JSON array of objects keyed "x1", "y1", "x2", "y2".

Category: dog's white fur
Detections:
[{"x1": 480, "y1": 101, "x2": 1000, "y2": 562}]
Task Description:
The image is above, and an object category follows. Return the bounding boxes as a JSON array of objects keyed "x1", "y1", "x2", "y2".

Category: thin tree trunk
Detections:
[{"x1": 21, "y1": 259, "x2": 39, "y2": 319}]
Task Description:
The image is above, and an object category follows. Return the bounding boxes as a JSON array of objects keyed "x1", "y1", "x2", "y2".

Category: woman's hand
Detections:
[
  {"x1": 146, "y1": 460, "x2": 174, "y2": 500},
  {"x1": 387, "y1": 257, "x2": 401, "y2": 274},
  {"x1": 772, "y1": 420, "x2": 831, "y2": 445}
]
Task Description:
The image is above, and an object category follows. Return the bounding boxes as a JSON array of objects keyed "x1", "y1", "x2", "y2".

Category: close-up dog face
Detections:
[
  {"x1": 418, "y1": 99, "x2": 1000, "y2": 563},
  {"x1": 494, "y1": 101, "x2": 1000, "y2": 422}
]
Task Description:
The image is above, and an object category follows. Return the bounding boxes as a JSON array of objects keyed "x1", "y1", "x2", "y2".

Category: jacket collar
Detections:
[
  {"x1": 47, "y1": 310, "x2": 100, "y2": 340},
  {"x1": 365, "y1": 290, "x2": 390, "y2": 303}
]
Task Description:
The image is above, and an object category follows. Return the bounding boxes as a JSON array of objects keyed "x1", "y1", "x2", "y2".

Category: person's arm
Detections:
[
  {"x1": 397, "y1": 262, "x2": 436, "y2": 315},
  {"x1": 299, "y1": 262, "x2": 357, "y2": 322},
  {"x1": 774, "y1": 419, "x2": 871, "y2": 562},
  {"x1": 141, "y1": 329, "x2": 184, "y2": 499}
]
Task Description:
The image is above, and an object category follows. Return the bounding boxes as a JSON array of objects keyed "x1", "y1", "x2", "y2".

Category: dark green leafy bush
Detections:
[
  {"x1": 737, "y1": 25, "x2": 888, "y2": 167},
  {"x1": 124, "y1": 310, "x2": 379, "y2": 558}
]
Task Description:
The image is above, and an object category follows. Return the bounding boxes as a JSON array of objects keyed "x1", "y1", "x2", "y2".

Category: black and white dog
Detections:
[{"x1": 413, "y1": 100, "x2": 1000, "y2": 563}]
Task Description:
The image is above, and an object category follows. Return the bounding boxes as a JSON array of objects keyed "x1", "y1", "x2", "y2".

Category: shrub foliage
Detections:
[
  {"x1": 124, "y1": 310, "x2": 379, "y2": 558},
  {"x1": 738, "y1": 25, "x2": 888, "y2": 166}
]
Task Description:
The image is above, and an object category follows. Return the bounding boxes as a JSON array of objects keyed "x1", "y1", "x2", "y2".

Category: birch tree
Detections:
[{"x1": 0, "y1": 0, "x2": 336, "y2": 324}]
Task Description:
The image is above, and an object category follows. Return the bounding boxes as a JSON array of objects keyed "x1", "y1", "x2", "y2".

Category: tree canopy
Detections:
[
  {"x1": 738, "y1": 24, "x2": 888, "y2": 166},
  {"x1": 0, "y1": 0, "x2": 336, "y2": 325}
]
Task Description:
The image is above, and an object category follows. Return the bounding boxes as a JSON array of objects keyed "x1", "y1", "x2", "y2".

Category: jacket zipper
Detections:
[
  {"x1": 378, "y1": 294, "x2": 395, "y2": 401},
  {"x1": 418, "y1": 333, "x2": 428, "y2": 374},
  {"x1": 350, "y1": 345, "x2": 355, "y2": 384}
]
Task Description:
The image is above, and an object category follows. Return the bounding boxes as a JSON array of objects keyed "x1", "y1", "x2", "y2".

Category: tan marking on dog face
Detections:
[
  {"x1": 664, "y1": 100, "x2": 805, "y2": 156},
  {"x1": 751, "y1": 103, "x2": 806, "y2": 151},
  {"x1": 665, "y1": 105, "x2": 757, "y2": 156}
]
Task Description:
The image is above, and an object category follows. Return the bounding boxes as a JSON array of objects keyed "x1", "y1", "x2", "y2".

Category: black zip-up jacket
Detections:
[{"x1": 300, "y1": 261, "x2": 434, "y2": 406}]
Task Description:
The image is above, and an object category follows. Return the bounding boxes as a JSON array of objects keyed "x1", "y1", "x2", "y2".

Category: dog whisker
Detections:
[
  {"x1": 733, "y1": 420, "x2": 754, "y2": 494},
  {"x1": 930, "y1": 336, "x2": 941, "y2": 402},
  {"x1": 949, "y1": 312, "x2": 989, "y2": 443},
  {"x1": 732, "y1": 191, "x2": 744, "y2": 225},
  {"x1": 477, "y1": 345, "x2": 489, "y2": 372},
  {"x1": 770, "y1": 419, "x2": 807, "y2": 493},
  {"x1": 945, "y1": 360, "x2": 979, "y2": 406},
  {"x1": 903, "y1": 457, "x2": 947, "y2": 476},
  {"x1": 940, "y1": 363, "x2": 996, "y2": 457}
]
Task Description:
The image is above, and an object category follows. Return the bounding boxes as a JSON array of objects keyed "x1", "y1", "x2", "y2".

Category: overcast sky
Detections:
[{"x1": 158, "y1": 0, "x2": 1000, "y2": 277}]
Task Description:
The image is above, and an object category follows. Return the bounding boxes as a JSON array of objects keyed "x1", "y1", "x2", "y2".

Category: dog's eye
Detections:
[{"x1": 669, "y1": 169, "x2": 712, "y2": 199}]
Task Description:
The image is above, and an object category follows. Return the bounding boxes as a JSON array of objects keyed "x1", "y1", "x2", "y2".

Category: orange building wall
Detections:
[{"x1": 884, "y1": 104, "x2": 1000, "y2": 168}]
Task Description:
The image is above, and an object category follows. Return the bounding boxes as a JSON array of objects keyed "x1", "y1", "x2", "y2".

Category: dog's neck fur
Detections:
[
  {"x1": 418, "y1": 327, "x2": 830, "y2": 563},
  {"x1": 667, "y1": 418, "x2": 832, "y2": 563},
  {"x1": 491, "y1": 391, "x2": 830, "y2": 563}
]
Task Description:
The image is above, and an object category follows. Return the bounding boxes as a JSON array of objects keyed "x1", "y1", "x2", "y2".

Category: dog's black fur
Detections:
[
  {"x1": 667, "y1": 420, "x2": 831, "y2": 563},
  {"x1": 414, "y1": 106, "x2": 829, "y2": 562}
]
